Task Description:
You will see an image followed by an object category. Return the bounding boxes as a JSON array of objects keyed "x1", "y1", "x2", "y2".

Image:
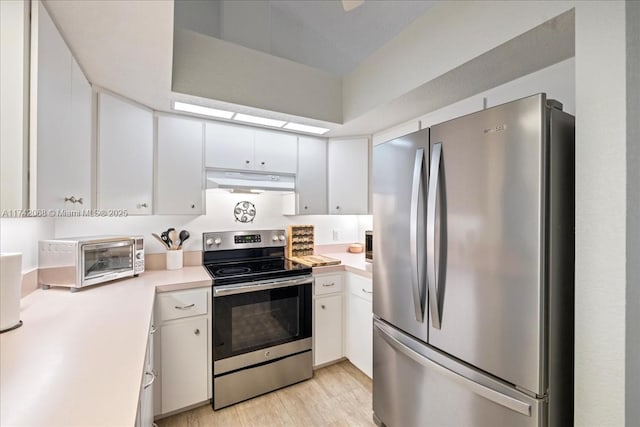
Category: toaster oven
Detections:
[
  {"x1": 365, "y1": 230, "x2": 373, "y2": 263},
  {"x1": 39, "y1": 236, "x2": 144, "y2": 292}
]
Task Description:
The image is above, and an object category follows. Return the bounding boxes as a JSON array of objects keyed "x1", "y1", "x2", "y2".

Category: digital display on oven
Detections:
[{"x1": 234, "y1": 234, "x2": 261, "y2": 244}]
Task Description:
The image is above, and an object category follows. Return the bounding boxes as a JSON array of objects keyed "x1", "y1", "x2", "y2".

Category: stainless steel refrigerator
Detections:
[{"x1": 372, "y1": 94, "x2": 574, "y2": 427}]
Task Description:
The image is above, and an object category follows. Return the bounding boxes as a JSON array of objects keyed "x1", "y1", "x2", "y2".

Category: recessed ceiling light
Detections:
[
  {"x1": 283, "y1": 122, "x2": 330, "y2": 135},
  {"x1": 173, "y1": 101, "x2": 234, "y2": 119},
  {"x1": 234, "y1": 113, "x2": 286, "y2": 128}
]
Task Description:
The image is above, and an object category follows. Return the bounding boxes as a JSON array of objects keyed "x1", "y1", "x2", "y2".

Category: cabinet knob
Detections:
[
  {"x1": 245, "y1": 160, "x2": 250, "y2": 164},
  {"x1": 321, "y1": 304, "x2": 326, "y2": 309},
  {"x1": 139, "y1": 202, "x2": 148, "y2": 208},
  {"x1": 194, "y1": 329, "x2": 200, "y2": 335},
  {"x1": 261, "y1": 161, "x2": 265, "y2": 165},
  {"x1": 190, "y1": 204, "x2": 196, "y2": 209},
  {"x1": 304, "y1": 206, "x2": 308, "y2": 210},
  {"x1": 336, "y1": 206, "x2": 340, "y2": 210}
]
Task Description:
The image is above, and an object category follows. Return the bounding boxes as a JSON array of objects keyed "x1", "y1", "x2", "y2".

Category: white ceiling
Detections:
[{"x1": 175, "y1": 0, "x2": 437, "y2": 75}]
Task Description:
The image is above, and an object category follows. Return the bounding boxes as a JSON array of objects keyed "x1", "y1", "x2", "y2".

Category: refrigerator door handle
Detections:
[
  {"x1": 374, "y1": 320, "x2": 532, "y2": 417},
  {"x1": 410, "y1": 148, "x2": 426, "y2": 323},
  {"x1": 427, "y1": 143, "x2": 446, "y2": 329}
]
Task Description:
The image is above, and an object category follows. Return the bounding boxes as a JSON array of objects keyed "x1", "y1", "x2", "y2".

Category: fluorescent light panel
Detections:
[
  {"x1": 283, "y1": 122, "x2": 330, "y2": 135},
  {"x1": 173, "y1": 102, "x2": 234, "y2": 119},
  {"x1": 233, "y1": 113, "x2": 286, "y2": 128}
]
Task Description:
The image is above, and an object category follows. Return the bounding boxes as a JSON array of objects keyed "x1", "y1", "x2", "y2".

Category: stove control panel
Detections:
[{"x1": 203, "y1": 229, "x2": 287, "y2": 251}]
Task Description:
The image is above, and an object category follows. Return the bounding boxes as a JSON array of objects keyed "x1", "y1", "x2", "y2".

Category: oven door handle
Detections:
[{"x1": 213, "y1": 275, "x2": 312, "y2": 297}]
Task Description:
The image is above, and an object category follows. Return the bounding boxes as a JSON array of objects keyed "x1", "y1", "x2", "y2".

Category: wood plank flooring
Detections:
[{"x1": 156, "y1": 360, "x2": 375, "y2": 427}]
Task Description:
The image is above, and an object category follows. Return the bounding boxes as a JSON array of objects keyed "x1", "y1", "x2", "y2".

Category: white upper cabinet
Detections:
[
  {"x1": 296, "y1": 136, "x2": 327, "y2": 214},
  {"x1": 31, "y1": 2, "x2": 92, "y2": 210},
  {"x1": 253, "y1": 129, "x2": 297, "y2": 174},
  {"x1": 328, "y1": 137, "x2": 369, "y2": 214},
  {"x1": 205, "y1": 122, "x2": 253, "y2": 170},
  {"x1": 97, "y1": 92, "x2": 153, "y2": 214},
  {"x1": 156, "y1": 115, "x2": 204, "y2": 215},
  {"x1": 205, "y1": 122, "x2": 297, "y2": 174}
]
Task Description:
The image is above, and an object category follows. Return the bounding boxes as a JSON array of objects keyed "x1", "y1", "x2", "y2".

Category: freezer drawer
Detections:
[{"x1": 373, "y1": 319, "x2": 544, "y2": 427}]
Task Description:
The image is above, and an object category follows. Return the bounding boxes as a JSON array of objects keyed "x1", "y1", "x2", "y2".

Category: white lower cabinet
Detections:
[
  {"x1": 136, "y1": 316, "x2": 155, "y2": 427},
  {"x1": 346, "y1": 273, "x2": 373, "y2": 378},
  {"x1": 154, "y1": 288, "x2": 211, "y2": 417},
  {"x1": 313, "y1": 273, "x2": 344, "y2": 366}
]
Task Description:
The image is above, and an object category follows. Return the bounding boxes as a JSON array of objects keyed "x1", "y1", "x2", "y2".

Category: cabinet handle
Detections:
[
  {"x1": 139, "y1": 202, "x2": 148, "y2": 208},
  {"x1": 143, "y1": 370, "x2": 156, "y2": 389},
  {"x1": 322, "y1": 283, "x2": 335, "y2": 287},
  {"x1": 194, "y1": 328, "x2": 200, "y2": 335},
  {"x1": 150, "y1": 325, "x2": 157, "y2": 334},
  {"x1": 321, "y1": 304, "x2": 326, "y2": 309},
  {"x1": 174, "y1": 303, "x2": 195, "y2": 310},
  {"x1": 64, "y1": 196, "x2": 83, "y2": 204},
  {"x1": 362, "y1": 288, "x2": 373, "y2": 294}
]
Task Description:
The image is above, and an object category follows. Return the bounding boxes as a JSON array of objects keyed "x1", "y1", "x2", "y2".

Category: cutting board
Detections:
[{"x1": 288, "y1": 255, "x2": 341, "y2": 267}]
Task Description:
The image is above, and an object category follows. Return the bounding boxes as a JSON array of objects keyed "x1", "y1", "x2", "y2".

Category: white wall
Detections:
[
  {"x1": 574, "y1": 3, "x2": 627, "y2": 426},
  {"x1": 54, "y1": 190, "x2": 372, "y2": 254},
  {"x1": 0, "y1": 218, "x2": 54, "y2": 272}
]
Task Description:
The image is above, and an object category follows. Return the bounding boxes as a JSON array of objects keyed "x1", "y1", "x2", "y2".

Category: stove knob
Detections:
[
  {"x1": 278, "y1": 235, "x2": 286, "y2": 241},
  {"x1": 214, "y1": 238, "x2": 222, "y2": 245},
  {"x1": 272, "y1": 235, "x2": 279, "y2": 242},
  {"x1": 206, "y1": 238, "x2": 213, "y2": 246}
]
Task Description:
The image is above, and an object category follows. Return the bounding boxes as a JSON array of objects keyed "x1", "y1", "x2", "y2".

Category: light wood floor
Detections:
[{"x1": 156, "y1": 360, "x2": 375, "y2": 427}]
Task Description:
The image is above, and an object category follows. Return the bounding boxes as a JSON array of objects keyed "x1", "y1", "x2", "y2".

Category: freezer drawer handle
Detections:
[
  {"x1": 427, "y1": 143, "x2": 447, "y2": 329},
  {"x1": 409, "y1": 148, "x2": 427, "y2": 323},
  {"x1": 374, "y1": 321, "x2": 532, "y2": 417}
]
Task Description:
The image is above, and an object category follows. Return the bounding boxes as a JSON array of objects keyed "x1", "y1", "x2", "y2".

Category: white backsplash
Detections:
[
  {"x1": 53, "y1": 190, "x2": 372, "y2": 254},
  {"x1": 0, "y1": 218, "x2": 55, "y2": 271}
]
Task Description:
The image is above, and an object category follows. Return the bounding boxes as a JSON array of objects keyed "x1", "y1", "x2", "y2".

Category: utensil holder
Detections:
[{"x1": 166, "y1": 250, "x2": 183, "y2": 270}]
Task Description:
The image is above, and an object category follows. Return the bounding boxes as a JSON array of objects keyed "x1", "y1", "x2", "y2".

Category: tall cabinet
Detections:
[
  {"x1": 30, "y1": 2, "x2": 92, "y2": 210},
  {"x1": 295, "y1": 136, "x2": 327, "y2": 214}
]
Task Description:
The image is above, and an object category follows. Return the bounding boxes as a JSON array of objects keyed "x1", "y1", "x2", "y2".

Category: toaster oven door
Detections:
[{"x1": 81, "y1": 240, "x2": 135, "y2": 286}]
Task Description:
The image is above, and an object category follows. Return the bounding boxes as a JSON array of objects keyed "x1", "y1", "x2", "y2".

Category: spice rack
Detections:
[{"x1": 287, "y1": 225, "x2": 314, "y2": 258}]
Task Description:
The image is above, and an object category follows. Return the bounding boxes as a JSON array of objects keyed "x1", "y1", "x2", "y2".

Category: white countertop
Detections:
[
  {"x1": 312, "y1": 251, "x2": 372, "y2": 278},
  {"x1": 0, "y1": 267, "x2": 211, "y2": 427}
]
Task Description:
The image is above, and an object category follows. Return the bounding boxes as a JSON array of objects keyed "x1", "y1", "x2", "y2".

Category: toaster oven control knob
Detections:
[{"x1": 136, "y1": 252, "x2": 142, "y2": 260}]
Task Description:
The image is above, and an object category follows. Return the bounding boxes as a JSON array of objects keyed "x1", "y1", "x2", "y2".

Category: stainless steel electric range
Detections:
[{"x1": 203, "y1": 229, "x2": 313, "y2": 410}]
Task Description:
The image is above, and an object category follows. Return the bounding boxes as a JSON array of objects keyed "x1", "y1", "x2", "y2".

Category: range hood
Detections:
[{"x1": 206, "y1": 170, "x2": 295, "y2": 192}]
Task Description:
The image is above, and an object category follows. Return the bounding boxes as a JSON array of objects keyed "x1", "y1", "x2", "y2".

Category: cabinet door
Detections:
[
  {"x1": 33, "y1": 2, "x2": 71, "y2": 210},
  {"x1": 97, "y1": 92, "x2": 153, "y2": 214},
  {"x1": 347, "y1": 291, "x2": 373, "y2": 378},
  {"x1": 313, "y1": 294, "x2": 343, "y2": 366},
  {"x1": 297, "y1": 136, "x2": 327, "y2": 214},
  {"x1": 160, "y1": 316, "x2": 208, "y2": 414},
  {"x1": 68, "y1": 58, "x2": 92, "y2": 207},
  {"x1": 328, "y1": 138, "x2": 369, "y2": 214},
  {"x1": 253, "y1": 129, "x2": 297, "y2": 174},
  {"x1": 205, "y1": 122, "x2": 254, "y2": 170},
  {"x1": 156, "y1": 115, "x2": 204, "y2": 215}
]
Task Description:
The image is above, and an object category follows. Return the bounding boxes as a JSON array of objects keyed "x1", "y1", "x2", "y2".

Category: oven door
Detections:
[
  {"x1": 212, "y1": 276, "x2": 312, "y2": 374},
  {"x1": 81, "y1": 240, "x2": 135, "y2": 286}
]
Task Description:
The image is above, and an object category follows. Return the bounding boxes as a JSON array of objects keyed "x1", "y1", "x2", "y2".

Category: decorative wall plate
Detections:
[{"x1": 234, "y1": 201, "x2": 256, "y2": 223}]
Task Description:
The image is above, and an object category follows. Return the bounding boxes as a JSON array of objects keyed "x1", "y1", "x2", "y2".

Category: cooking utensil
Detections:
[
  {"x1": 169, "y1": 230, "x2": 179, "y2": 250},
  {"x1": 178, "y1": 230, "x2": 190, "y2": 249},
  {"x1": 160, "y1": 231, "x2": 172, "y2": 249},
  {"x1": 152, "y1": 233, "x2": 170, "y2": 249}
]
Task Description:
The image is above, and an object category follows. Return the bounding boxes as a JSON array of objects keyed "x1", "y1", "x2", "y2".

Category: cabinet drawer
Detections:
[
  {"x1": 348, "y1": 273, "x2": 373, "y2": 303},
  {"x1": 157, "y1": 289, "x2": 208, "y2": 322},
  {"x1": 314, "y1": 274, "x2": 343, "y2": 296}
]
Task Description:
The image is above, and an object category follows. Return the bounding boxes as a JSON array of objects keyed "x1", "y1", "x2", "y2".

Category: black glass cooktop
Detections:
[{"x1": 205, "y1": 256, "x2": 311, "y2": 286}]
